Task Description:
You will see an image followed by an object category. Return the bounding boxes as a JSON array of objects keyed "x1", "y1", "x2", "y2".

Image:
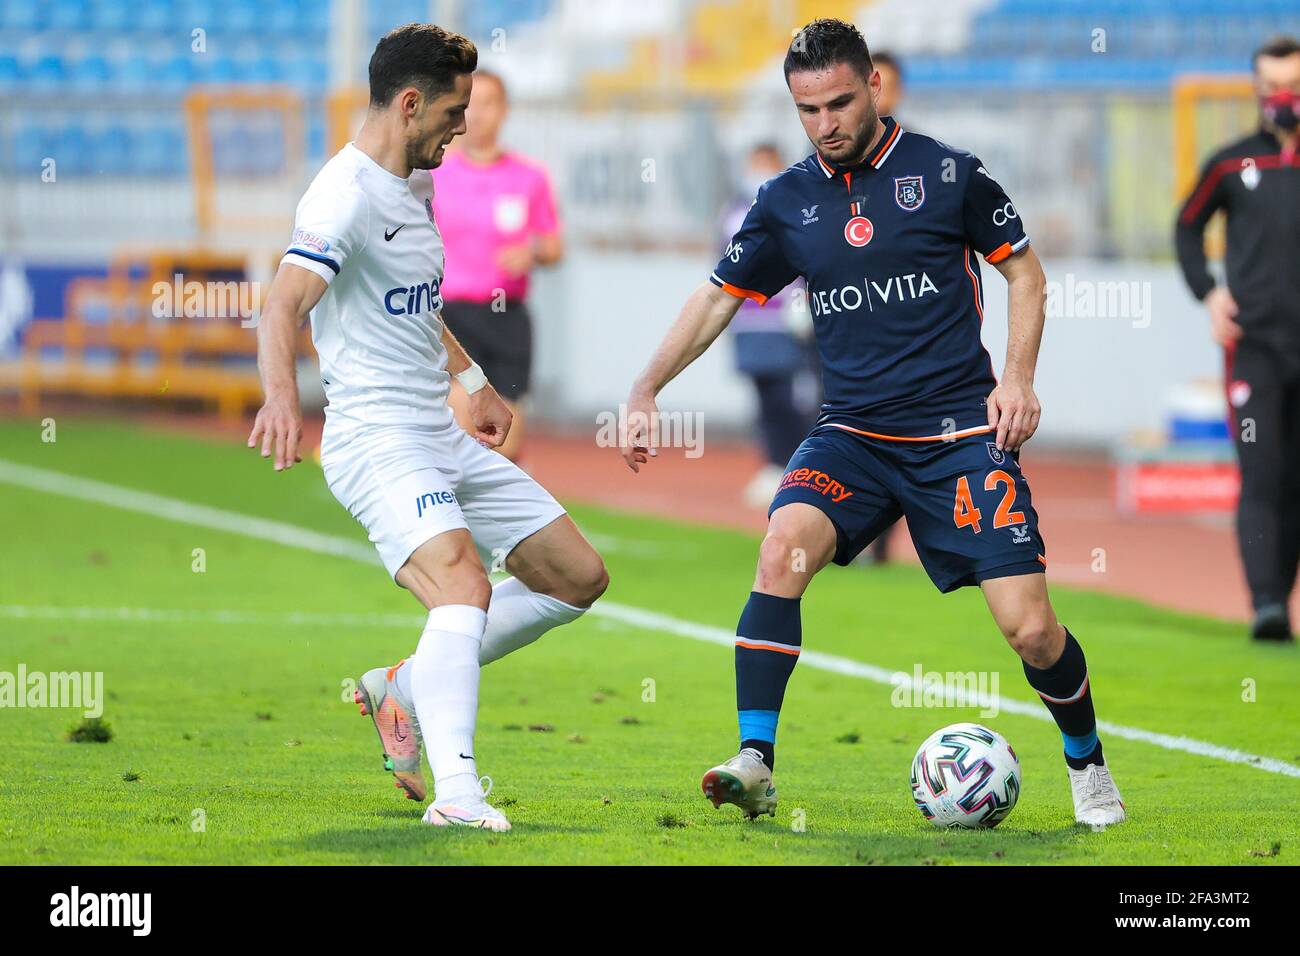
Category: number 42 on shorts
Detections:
[{"x1": 953, "y1": 470, "x2": 1025, "y2": 534}]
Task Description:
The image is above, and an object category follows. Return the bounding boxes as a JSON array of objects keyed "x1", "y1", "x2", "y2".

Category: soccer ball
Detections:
[{"x1": 910, "y1": 722, "x2": 1021, "y2": 829}]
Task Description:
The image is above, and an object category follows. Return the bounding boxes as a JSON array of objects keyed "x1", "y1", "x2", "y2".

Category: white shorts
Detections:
[{"x1": 320, "y1": 421, "x2": 567, "y2": 580}]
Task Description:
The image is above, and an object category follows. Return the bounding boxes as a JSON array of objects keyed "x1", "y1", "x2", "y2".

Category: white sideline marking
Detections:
[{"x1": 4, "y1": 457, "x2": 1299, "y2": 780}]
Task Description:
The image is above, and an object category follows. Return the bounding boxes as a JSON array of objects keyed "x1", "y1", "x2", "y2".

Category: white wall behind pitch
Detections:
[{"x1": 528, "y1": 253, "x2": 1222, "y2": 447}]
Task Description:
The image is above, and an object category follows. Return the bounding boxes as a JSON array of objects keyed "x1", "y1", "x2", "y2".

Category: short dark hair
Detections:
[
  {"x1": 1254, "y1": 34, "x2": 1300, "y2": 69},
  {"x1": 784, "y1": 18, "x2": 872, "y2": 84},
  {"x1": 369, "y1": 23, "x2": 478, "y2": 108}
]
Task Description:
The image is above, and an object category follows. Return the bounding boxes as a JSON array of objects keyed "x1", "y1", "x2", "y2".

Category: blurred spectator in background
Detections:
[
  {"x1": 872, "y1": 49, "x2": 904, "y2": 119},
  {"x1": 724, "y1": 143, "x2": 819, "y2": 508},
  {"x1": 433, "y1": 69, "x2": 563, "y2": 463},
  {"x1": 1175, "y1": 35, "x2": 1300, "y2": 642}
]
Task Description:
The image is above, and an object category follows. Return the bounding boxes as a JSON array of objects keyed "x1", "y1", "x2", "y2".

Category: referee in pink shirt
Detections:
[{"x1": 433, "y1": 69, "x2": 563, "y2": 462}]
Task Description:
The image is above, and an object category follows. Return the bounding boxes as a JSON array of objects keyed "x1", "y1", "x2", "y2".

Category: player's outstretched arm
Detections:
[
  {"x1": 248, "y1": 262, "x2": 327, "y2": 471},
  {"x1": 987, "y1": 245, "x2": 1047, "y2": 454},
  {"x1": 622, "y1": 281, "x2": 743, "y2": 472}
]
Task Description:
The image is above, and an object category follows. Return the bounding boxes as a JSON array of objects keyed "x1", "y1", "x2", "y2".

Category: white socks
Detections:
[
  {"x1": 402, "y1": 581, "x2": 587, "y2": 805},
  {"x1": 478, "y1": 576, "x2": 587, "y2": 664},
  {"x1": 410, "y1": 604, "x2": 487, "y2": 805}
]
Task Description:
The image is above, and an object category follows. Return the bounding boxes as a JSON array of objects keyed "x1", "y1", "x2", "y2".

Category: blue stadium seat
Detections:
[
  {"x1": 0, "y1": 54, "x2": 20, "y2": 93},
  {"x1": 88, "y1": 0, "x2": 132, "y2": 33},
  {"x1": 48, "y1": 0, "x2": 92, "y2": 32},
  {"x1": 135, "y1": 0, "x2": 173, "y2": 35},
  {"x1": 156, "y1": 55, "x2": 196, "y2": 93},
  {"x1": 54, "y1": 125, "x2": 92, "y2": 175},
  {"x1": 281, "y1": 55, "x2": 328, "y2": 94},
  {"x1": 243, "y1": 56, "x2": 285, "y2": 85},
  {"x1": 223, "y1": 0, "x2": 261, "y2": 36},
  {"x1": 2, "y1": 1, "x2": 44, "y2": 32},
  {"x1": 68, "y1": 55, "x2": 111, "y2": 92},
  {"x1": 12, "y1": 125, "x2": 56, "y2": 174},
  {"x1": 112, "y1": 55, "x2": 154, "y2": 94},
  {"x1": 134, "y1": 124, "x2": 188, "y2": 177},
  {"x1": 27, "y1": 55, "x2": 68, "y2": 92},
  {"x1": 89, "y1": 124, "x2": 133, "y2": 175}
]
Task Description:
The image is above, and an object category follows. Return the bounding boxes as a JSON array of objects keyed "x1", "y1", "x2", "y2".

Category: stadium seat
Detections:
[
  {"x1": 89, "y1": 125, "x2": 134, "y2": 175},
  {"x1": 68, "y1": 55, "x2": 111, "y2": 92},
  {"x1": 26, "y1": 55, "x2": 68, "y2": 92},
  {"x1": 87, "y1": 0, "x2": 131, "y2": 33},
  {"x1": 2, "y1": 2, "x2": 43, "y2": 33},
  {"x1": 134, "y1": 0, "x2": 173, "y2": 35},
  {"x1": 0, "y1": 54, "x2": 20, "y2": 93},
  {"x1": 51, "y1": 0, "x2": 93, "y2": 31}
]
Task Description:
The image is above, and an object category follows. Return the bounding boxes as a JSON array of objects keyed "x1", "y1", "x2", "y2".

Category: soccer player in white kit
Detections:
[{"x1": 248, "y1": 25, "x2": 608, "y2": 831}]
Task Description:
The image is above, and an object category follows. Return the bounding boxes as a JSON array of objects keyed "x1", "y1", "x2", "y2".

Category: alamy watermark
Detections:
[
  {"x1": 596, "y1": 403, "x2": 705, "y2": 459},
  {"x1": 0, "y1": 665, "x2": 104, "y2": 718},
  {"x1": 152, "y1": 273, "x2": 261, "y2": 327},
  {"x1": 890, "y1": 664, "x2": 1000, "y2": 718},
  {"x1": 1047, "y1": 275, "x2": 1152, "y2": 328}
]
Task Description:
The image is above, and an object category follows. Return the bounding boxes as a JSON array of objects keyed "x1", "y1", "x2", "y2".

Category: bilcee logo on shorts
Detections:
[
  {"x1": 50, "y1": 886, "x2": 151, "y2": 936},
  {"x1": 385, "y1": 276, "x2": 444, "y2": 316},
  {"x1": 778, "y1": 468, "x2": 854, "y2": 503},
  {"x1": 415, "y1": 489, "x2": 457, "y2": 518}
]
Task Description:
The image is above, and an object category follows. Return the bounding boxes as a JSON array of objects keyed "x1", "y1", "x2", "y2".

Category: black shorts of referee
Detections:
[{"x1": 440, "y1": 299, "x2": 534, "y2": 402}]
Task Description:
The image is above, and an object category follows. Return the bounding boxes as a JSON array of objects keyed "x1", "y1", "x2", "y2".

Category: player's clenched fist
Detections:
[
  {"x1": 986, "y1": 379, "x2": 1040, "y2": 453},
  {"x1": 467, "y1": 384, "x2": 513, "y2": 448},
  {"x1": 248, "y1": 395, "x2": 303, "y2": 472},
  {"x1": 620, "y1": 391, "x2": 660, "y2": 473}
]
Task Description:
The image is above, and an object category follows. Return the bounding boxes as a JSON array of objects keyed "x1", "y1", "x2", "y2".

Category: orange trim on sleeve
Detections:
[
  {"x1": 984, "y1": 241, "x2": 1014, "y2": 264},
  {"x1": 713, "y1": 278, "x2": 769, "y2": 306}
]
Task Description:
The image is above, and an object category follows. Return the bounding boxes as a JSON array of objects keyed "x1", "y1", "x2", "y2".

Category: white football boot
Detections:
[
  {"x1": 353, "y1": 663, "x2": 425, "y2": 802},
  {"x1": 1069, "y1": 761, "x2": 1126, "y2": 829},
  {"x1": 422, "y1": 792, "x2": 512, "y2": 832},
  {"x1": 701, "y1": 748, "x2": 777, "y2": 820}
]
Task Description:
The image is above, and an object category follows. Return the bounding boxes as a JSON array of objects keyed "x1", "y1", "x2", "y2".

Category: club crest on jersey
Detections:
[
  {"x1": 987, "y1": 442, "x2": 1006, "y2": 465},
  {"x1": 1240, "y1": 158, "x2": 1260, "y2": 191},
  {"x1": 844, "y1": 215, "x2": 874, "y2": 247},
  {"x1": 894, "y1": 175, "x2": 925, "y2": 211}
]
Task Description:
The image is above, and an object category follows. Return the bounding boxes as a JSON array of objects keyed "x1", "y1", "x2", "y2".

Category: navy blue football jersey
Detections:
[{"x1": 710, "y1": 116, "x2": 1029, "y2": 439}]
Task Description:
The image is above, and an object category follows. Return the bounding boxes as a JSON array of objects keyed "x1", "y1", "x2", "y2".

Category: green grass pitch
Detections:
[{"x1": 1, "y1": 418, "x2": 1298, "y2": 864}]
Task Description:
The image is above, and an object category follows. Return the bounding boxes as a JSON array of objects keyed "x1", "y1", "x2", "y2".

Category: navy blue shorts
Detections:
[{"x1": 769, "y1": 426, "x2": 1046, "y2": 592}]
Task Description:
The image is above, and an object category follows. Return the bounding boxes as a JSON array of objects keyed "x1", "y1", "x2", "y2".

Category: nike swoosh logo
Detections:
[
  {"x1": 392, "y1": 713, "x2": 407, "y2": 742},
  {"x1": 384, "y1": 224, "x2": 406, "y2": 241},
  {"x1": 459, "y1": 753, "x2": 474, "y2": 760}
]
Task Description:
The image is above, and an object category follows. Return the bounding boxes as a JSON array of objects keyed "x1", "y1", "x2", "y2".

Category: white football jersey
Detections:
[{"x1": 282, "y1": 143, "x2": 452, "y2": 430}]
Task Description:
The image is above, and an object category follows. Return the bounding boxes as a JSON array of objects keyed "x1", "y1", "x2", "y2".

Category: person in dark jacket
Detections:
[{"x1": 1175, "y1": 35, "x2": 1300, "y2": 641}]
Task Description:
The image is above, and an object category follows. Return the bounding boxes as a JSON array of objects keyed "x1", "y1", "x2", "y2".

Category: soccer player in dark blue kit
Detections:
[{"x1": 621, "y1": 19, "x2": 1125, "y2": 829}]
